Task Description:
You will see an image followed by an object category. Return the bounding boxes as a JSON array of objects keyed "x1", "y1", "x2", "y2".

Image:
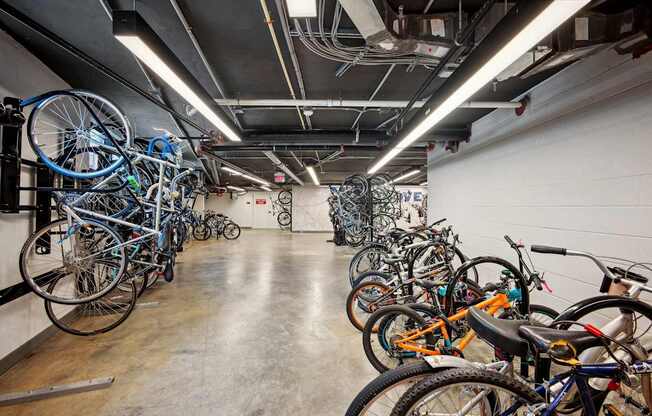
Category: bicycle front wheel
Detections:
[
  {"x1": 27, "y1": 90, "x2": 132, "y2": 179},
  {"x1": 391, "y1": 368, "x2": 543, "y2": 416},
  {"x1": 20, "y1": 218, "x2": 127, "y2": 304}
]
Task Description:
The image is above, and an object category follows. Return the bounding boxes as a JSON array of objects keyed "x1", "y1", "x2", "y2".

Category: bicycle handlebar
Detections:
[
  {"x1": 531, "y1": 245, "x2": 567, "y2": 256},
  {"x1": 531, "y1": 245, "x2": 616, "y2": 281}
]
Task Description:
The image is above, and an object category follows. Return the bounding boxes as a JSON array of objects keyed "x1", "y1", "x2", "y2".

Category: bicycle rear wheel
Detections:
[
  {"x1": 277, "y1": 211, "x2": 292, "y2": 227},
  {"x1": 20, "y1": 218, "x2": 127, "y2": 304},
  {"x1": 223, "y1": 223, "x2": 241, "y2": 240},
  {"x1": 45, "y1": 272, "x2": 137, "y2": 336}
]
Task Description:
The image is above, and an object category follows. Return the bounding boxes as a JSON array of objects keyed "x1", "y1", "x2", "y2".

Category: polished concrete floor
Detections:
[{"x1": 0, "y1": 230, "x2": 383, "y2": 415}]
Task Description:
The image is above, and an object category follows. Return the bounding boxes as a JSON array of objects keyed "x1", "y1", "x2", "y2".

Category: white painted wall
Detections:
[
  {"x1": 204, "y1": 190, "x2": 282, "y2": 229},
  {"x1": 0, "y1": 30, "x2": 71, "y2": 361},
  {"x1": 291, "y1": 186, "x2": 332, "y2": 232},
  {"x1": 427, "y1": 48, "x2": 652, "y2": 312}
]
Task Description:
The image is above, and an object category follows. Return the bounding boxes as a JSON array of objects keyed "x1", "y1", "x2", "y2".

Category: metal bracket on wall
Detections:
[{"x1": 0, "y1": 377, "x2": 115, "y2": 406}]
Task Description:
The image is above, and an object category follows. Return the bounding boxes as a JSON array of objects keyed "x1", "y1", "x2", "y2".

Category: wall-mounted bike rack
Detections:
[{"x1": 0, "y1": 97, "x2": 115, "y2": 405}]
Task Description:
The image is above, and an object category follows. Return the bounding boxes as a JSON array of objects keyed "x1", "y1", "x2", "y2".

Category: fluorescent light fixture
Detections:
[
  {"x1": 286, "y1": 0, "x2": 317, "y2": 17},
  {"x1": 113, "y1": 11, "x2": 241, "y2": 142},
  {"x1": 419, "y1": 181, "x2": 427, "y2": 186},
  {"x1": 222, "y1": 166, "x2": 241, "y2": 175},
  {"x1": 221, "y1": 166, "x2": 270, "y2": 186},
  {"x1": 260, "y1": 186, "x2": 272, "y2": 192},
  {"x1": 390, "y1": 169, "x2": 420, "y2": 184},
  {"x1": 227, "y1": 185, "x2": 245, "y2": 192},
  {"x1": 368, "y1": 0, "x2": 590, "y2": 174},
  {"x1": 306, "y1": 166, "x2": 320, "y2": 186}
]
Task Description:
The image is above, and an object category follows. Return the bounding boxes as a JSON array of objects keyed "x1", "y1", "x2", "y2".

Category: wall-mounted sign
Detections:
[
  {"x1": 255, "y1": 199, "x2": 267, "y2": 205},
  {"x1": 274, "y1": 171, "x2": 286, "y2": 183}
]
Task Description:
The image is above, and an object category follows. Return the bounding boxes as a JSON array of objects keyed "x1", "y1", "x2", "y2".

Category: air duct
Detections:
[{"x1": 337, "y1": 0, "x2": 457, "y2": 59}]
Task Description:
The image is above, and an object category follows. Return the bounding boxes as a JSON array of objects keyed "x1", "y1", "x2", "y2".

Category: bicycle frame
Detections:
[
  {"x1": 57, "y1": 150, "x2": 189, "y2": 271},
  {"x1": 394, "y1": 292, "x2": 511, "y2": 356}
]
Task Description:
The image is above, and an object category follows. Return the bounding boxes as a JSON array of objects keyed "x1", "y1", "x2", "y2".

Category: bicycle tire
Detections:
[
  {"x1": 193, "y1": 223, "x2": 212, "y2": 241},
  {"x1": 277, "y1": 211, "x2": 292, "y2": 227},
  {"x1": 348, "y1": 244, "x2": 390, "y2": 287},
  {"x1": 278, "y1": 190, "x2": 292, "y2": 205},
  {"x1": 362, "y1": 305, "x2": 437, "y2": 373},
  {"x1": 44, "y1": 275, "x2": 137, "y2": 336},
  {"x1": 346, "y1": 280, "x2": 393, "y2": 332},
  {"x1": 26, "y1": 90, "x2": 132, "y2": 179},
  {"x1": 223, "y1": 223, "x2": 241, "y2": 240},
  {"x1": 19, "y1": 218, "x2": 127, "y2": 304},
  {"x1": 390, "y1": 368, "x2": 542, "y2": 416},
  {"x1": 345, "y1": 361, "x2": 448, "y2": 416}
]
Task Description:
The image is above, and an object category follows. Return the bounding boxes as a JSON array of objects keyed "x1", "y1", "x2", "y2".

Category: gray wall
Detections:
[
  {"x1": 0, "y1": 29, "x2": 70, "y2": 361},
  {"x1": 427, "y1": 48, "x2": 652, "y2": 312}
]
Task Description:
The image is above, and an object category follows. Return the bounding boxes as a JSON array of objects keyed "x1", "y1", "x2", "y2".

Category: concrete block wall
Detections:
[
  {"x1": 427, "y1": 48, "x2": 652, "y2": 312},
  {"x1": 0, "y1": 30, "x2": 71, "y2": 362}
]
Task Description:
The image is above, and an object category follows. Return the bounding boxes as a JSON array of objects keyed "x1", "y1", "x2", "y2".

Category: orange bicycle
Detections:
[{"x1": 362, "y1": 237, "x2": 559, "y2": 372}]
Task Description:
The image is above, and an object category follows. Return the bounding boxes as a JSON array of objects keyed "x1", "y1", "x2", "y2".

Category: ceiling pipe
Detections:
[
  {"x1": 274, "y1": 0, "x2": 312, "y2": 129},
  {"x1": 351, "y1": 64, "x2": 396, "y2": 130},
  {"x1": 259, "y1": 0, "x2": 306, "y2": 129},
  {"x1": 212, "y1": 98, "x2": 522, "y2": 109},
  {"x1": 169, "y1": 0, "x2": 243, "y2": 130},
  {"x1": 263, "y1": 151, "x2": 305, "y2": 185}
]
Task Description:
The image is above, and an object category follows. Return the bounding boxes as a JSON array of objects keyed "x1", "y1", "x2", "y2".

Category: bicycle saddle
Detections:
[
  {"x1": 382, "y1": 256, "x2": 402, "y2": 265},
  {"x1": 467, "y1": 307, "x2": 530, "y2": 356},
  {"x1": 468, "y1": 308, "x2": 603, "y2": 361},
  {"x1": 518, "y1": 326, "x2": 602, "y2": 360}
]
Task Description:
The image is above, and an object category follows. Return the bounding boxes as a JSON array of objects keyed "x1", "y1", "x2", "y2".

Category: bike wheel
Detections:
[
  {"x1": 278, "y1": 190, "x2": 292, "y2": 205},
  {"x1": 349, "y1": 244, "x2": 390, "y2": 287},
  {"x1": 362, "y1": 305, "x2": 437, "y2": 373},
  {"x1": 223, "y1": 223, "x2": 241, "y2": 240},
  {"x1": 345, "y1": 362, "x2": 454, "y2": 416},
  {"x1": 20, "y1": 218, "x2": 127, "y2": 304},
  {"x1": 192, "y1": 223, "x2": 212, "y2": 241},
  {"x1": 390, "y1": 368, "x2": 542, "y2": 416},
  {"x1": 346, "y1": 281, "x2": 393, "y2": 332},
  {"x1": 45, "y1": 272, "x2": 137, "y2": 336},
  {"x1": 27, "y1": 90, "x2": 132, "y2": 179},
  {"x1": 277, "y1": 211, "x2": 292, "y2": 227}
]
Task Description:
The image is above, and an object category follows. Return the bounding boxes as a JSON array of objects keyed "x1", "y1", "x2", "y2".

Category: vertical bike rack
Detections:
[{"x1": 0, "y1": 96, "x2": 115, "y2": 405}]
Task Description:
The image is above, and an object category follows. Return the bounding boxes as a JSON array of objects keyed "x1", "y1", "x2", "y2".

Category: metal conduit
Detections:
[
  {"x1": 211, "y1": 98, "x2": 522, "y2": 109},
  {"x1": 259, "y1": 0, "x2": 306, "y2": 130}
]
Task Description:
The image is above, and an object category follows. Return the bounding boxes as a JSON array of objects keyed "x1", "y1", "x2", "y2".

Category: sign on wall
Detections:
[{"x1": 255, "y1": 199, "x2": 267, "y2": 205}]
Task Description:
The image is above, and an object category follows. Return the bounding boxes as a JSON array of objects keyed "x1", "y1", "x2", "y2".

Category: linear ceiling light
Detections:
[
  {"x1": 368, "y1": 0, "x2": 589, "y2": 174},
  {"x1": 419, "y1": 181, "x2": 427, "y2": 186},
  {"x1": 260, "y1": 186, "x2": 272, "y2": 192},
  {"x1": 112, "y1": 11, "x2": 241, "y2": 142},
  {"x1": 221, "y1": 166, "x2": 241, "y2": 175},
  {"x1": 227, "y1": 185, "x2": 245, "y2": 192},
  {"x1": 390, "y1": 169, "x2": 420, "y2": 184},
  {"x1": 221, "y1": 166, "x2": 271, "y2": 186},
  {"x1": 306, "y1": 166, "x2": 320, "y2": 186},
  {"x1": 286, "y1": 0, "x2": 317, "y2": 17}
]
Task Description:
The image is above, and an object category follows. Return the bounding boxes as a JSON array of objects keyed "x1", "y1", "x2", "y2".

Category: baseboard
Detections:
[
  {"x1": 0, "y1": 322, "x2": 60, "y2": 375},
  {"x1": 291, "y1": 230, "x2": 332, "y2": 233}
]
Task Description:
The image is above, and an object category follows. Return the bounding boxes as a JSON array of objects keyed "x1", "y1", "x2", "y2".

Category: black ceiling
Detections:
[{"x1": 0, "y1": 0, "x2": 620, "y2": 185}]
